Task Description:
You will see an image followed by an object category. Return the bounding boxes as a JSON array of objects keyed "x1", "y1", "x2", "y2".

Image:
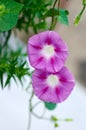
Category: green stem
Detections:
[
  {"x1": 57, "y1": 0, "x2": 60, "y2": 12},
  {"x1": 74, "y1": 4, "x2": 86, "y2": 25},
  {"x1": 79, "y1": 4, "x2": 86, "y2": 16},
  {"x1": 31, "y1": 101, "x2": 42, "y2": 110},
  {"x1": 27, "y1": 91, "x2": 34, "y2": 130},
  {"x1": 3, "y1": 30, "x2": 11, "y2": 47},
  {"x1": 32, "y1": 111, "x2": 50, "y2": 120},
  {"x1": 50, "y1": 0, "x2": 60, "y2": 30}
]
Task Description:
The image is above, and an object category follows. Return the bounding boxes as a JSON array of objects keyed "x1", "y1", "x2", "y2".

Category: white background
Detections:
[{"x1": 0, "y1": 81, "x2": 86, "y2": 130}]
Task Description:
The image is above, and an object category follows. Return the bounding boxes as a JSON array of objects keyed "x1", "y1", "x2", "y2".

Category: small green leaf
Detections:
[
  {"x1": 0, "y1": 47, "x2": 29, "y2": 88},
  {"x1": 58, "y1": 9, "x2": 69, "y2": 25},
  {"x1": 44, "y1": 102, "x2": 57, "y2": 110},
  {"x1": 74, "y1": 15, "x2": 81, "y2": 26},
  {"x1": 64, "y1": 118, "x2": 73, "y2": 122},
  {"x1": 51, "y1": 116, "x2": 58, "y2": 122},
  {"x1": 54, "y1": 123, "x2": 59, "y2": 128},
  {"x1": 0, "y1": 0, "x2": 23, "y2": 32}
]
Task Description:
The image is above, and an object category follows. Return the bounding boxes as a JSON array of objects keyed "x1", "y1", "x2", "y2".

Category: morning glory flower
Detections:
[
  {"x1": 32, "y1": 67, "x2": 75, "y2": 103},
  {"x1": 27, "y1": 31, "x2": 68, "y2": 73}
]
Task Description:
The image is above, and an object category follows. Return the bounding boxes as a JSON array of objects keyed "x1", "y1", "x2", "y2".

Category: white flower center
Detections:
[
  {"x1": 41, "y1": 45, "x2": 55, "y2": 59},
  {"x1": 46, "y1": 75, "x2": 59, "y2": 88}
]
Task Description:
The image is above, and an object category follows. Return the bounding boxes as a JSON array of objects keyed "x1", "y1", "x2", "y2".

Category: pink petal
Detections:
[
  {"x1": 32, "y1": 70, "x2": 48, "y2": 97},
  {"x1": 58, "y1": 67, "x2": 75, "y2": 82},
  {"x1": 47, "y1": 31, "x2": 68, "y2": 51},
  {"x1": 29, "y1": 53, "x2": 43, "y2": 67},
  {"x1": 38, "y1": 31, "x2": 52, "y2": 45},
  {"x1": 32, "y1": 68, "x2": 75, "y2": 103},
  {"x1": 55, "y1": 51, "x2": 68, "y2": 62},
  {"x1": 29, "y1": 34, "x2": 42, "y2": 46},
  {"x1": 28, "y1": 31, "x2": 68, "y2": 73},
  {"x1": 39, "y1": 88, "x2": 58, "y2": 103},
  {"x1": 49, "y1": 56, "x2": 64, "y2": 72},
  {"x1": 28, "y1": 44, "x2": 41, "y2": 55}
]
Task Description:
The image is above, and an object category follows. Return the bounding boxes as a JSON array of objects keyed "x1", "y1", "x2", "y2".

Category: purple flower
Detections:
[
  {"x1": 28, "y1": 31, "x2": 68, "y2": 72},
  {"x1": 32, "y1": 67, "x2": 75, "y2": 103}
]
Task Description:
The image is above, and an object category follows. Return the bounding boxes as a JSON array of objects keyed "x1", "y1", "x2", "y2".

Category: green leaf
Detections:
[
  {"x1": 74, "y1": 15, "x2": 81, "y2": 26},
  {"x1": 44, "y1": 8, "x2": 69, "y2": 25},
  {"x1": 51, "y1": 116, "x2": 58, "y2": 122},
  {"x1": 34, "y1": 22, "x2": 47, "y2": 31},
  {"x1": 44, "y1": 102, "x2": 57, "y2": 110},
  {"x1": 64, "y1": 118, "x2": 73, "y2": 122},
  {"x1": 5, "y1": 75, "x2": 11, "y2": 87},
  {"x1": 54, "y1": 123, "x2": 59, "y2": 128},
  {"x1": 58, "y1": 9, "x2": 69, "y2": 25},
  {"x1": 44, "y1": 8, "x2": 59, "y2": 17},
  {"x1": 0, "y1": 0, "x2": 23, "y2": 32},
  {"x1": 0, "y1": 46, "x2": 30, "y2": 88}
]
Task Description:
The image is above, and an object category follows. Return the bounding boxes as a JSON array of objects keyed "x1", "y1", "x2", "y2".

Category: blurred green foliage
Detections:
[
  {"x1": 15, "y1": 0, "x2": 53, "y2": 32},
  {"x1": 0, "y1": 45, "x2": 31, "y2": 88}
]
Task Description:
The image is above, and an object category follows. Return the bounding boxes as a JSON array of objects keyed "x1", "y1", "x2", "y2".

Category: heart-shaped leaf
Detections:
[{"x1": 0, "y1": 0, "x2": 23, "y2": 32}]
